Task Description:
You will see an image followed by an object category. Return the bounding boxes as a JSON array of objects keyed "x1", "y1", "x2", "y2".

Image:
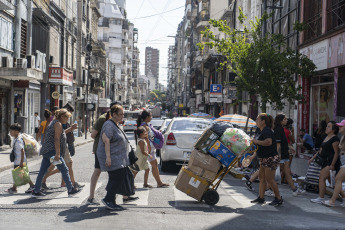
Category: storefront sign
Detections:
[
  {"x1": 49, "y1": 67, "x2": 73, "y2": 86},
  {"x1": 301, "y1": 77, "x2": 310, "y2": 131},
  {"x1": 51, "y1": 91, "x2": 60, "y2": 99},
  {"x1": 179, "y1": 104, "x2": 184, "y2": 108}
]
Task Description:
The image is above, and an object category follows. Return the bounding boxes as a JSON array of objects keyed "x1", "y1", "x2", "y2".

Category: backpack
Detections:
[{"x1": 149, "y1": 124, "x2": 164, "y2": 149}]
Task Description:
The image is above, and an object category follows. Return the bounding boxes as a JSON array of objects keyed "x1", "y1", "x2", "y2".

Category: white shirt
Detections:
[
  {"x1": 34, "y1": 116, "x2": 40, "y2": 128},
  {"x1": 13, "y1": 136, "x2": 26, "y2": 165}
]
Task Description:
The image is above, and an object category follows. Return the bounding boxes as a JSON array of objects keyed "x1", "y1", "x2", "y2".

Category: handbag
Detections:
[
  {"x1": 66, "y1": 123, "x2": 75, "y2": 144},
  {"x1": 110, "y1": 119, "x2": 138, "y2": 165},
  {"x1": 314, "y1": 154, "x2": 326, "y2": 167}
]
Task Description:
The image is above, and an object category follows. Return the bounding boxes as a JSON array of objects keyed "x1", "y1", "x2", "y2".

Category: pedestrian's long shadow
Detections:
[
  {"x1": 58, "y1": 204, "x2": 121, "y2": 222},
  {"x1": 168, "y1": 201, "x2": 236, "y2": 213}
]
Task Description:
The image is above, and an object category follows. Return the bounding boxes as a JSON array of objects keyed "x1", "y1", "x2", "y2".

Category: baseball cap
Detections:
[
  {"x1": 336, "y1": 120, "x2": 345, "y2": 127},
  {"x1": 110, "y1": 101, "x2": 122, "y2": 108}
]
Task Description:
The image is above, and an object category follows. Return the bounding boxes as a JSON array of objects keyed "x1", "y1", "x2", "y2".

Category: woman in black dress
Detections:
[{"x1": 309, "y1": 121, "x2": 340, "y2": 204}]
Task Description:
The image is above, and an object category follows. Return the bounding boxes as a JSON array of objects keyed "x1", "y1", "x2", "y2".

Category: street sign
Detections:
[
  {"x1": 51, "y1": 91, "x2": 60, "y2": 99},
  {"x1": 87, "y1": 103, "x2": 95, "y2": 111},
  {"x1": 210, "y1": 96, "x2": 223, "y2": 103},
  {"x1": 210, "y1": 84, "x2": 222, "y2": 95}
]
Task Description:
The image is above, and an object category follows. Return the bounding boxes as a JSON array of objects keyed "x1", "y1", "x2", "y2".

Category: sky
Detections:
[{"x1": 126, "y1": 0, "x2": 186, "y2": 87}]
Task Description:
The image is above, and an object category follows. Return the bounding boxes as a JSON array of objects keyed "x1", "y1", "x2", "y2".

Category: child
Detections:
[
  {"x1": 5, "y1": 123, "x2": 35, "y2": 194},
  {"x1": 132, "y1": 126, "x2": 152, "y2": 188}
]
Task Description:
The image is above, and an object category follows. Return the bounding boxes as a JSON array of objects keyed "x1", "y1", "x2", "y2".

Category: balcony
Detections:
[
  {"x1": 98, "y1": 18, "x2": 109, "y2": 27},
  {"x1": 122, "y1": 39, "x2": 129, "y2": 46},
  {"x1": 184, "y1": 19, "x2": 191, "y2": 33},
  {"x1": 196, "y1": 14, "x2": 210, "y2": 31},
  {"x1": 220, "y1": 4, "x2": 235, "y2": 20},
  {"x1": 185, "y1": 4, "x2": 191, "y2": 18},
  {"x1": 0, "y1": 0, "x2": 14, "y2": 10}
]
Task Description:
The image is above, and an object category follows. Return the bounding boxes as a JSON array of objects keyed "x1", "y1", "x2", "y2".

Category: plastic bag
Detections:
[
  {"x1": 21, "y1": 134, "x2": 41, "y2": 157},
  {"x1": 220, "y1": 128, "x2": 251, "y2": 155},
  {"x1": 211, "y1": 121, "x2": 235, "y2": 136},
  {"x1": 12, "y1": 165, "x2": 30, "y2": 187},
  {"x1": 275, "y1": 165, "x2": 281, "y2": 184}
]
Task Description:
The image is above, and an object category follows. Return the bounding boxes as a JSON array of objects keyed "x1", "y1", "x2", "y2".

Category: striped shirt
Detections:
[{"x1": 40, "y1": 120, "x2": 67, "y2": 156}]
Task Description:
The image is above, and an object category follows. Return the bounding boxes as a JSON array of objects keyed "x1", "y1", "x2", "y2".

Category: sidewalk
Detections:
[{"x1": 0, "y1": 135, "x2": 94, "y2": 173}]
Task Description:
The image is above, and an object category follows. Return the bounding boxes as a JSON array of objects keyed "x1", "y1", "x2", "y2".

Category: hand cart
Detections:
[{"x1": 202, "y1": 143, "x2": 258, "y2": 205}]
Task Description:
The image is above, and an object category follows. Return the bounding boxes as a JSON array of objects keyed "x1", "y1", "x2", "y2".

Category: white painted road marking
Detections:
[
  {"x1": 47, "y1": 182, "x2": 101, "y2": 205},
  {"x1": 116, "y1": 183, "x2": 150, "y2": 206}
]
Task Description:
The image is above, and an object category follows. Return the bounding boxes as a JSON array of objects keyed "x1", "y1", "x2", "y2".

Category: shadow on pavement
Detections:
[
  {"x1": 168, "y1": 200, "x2": 236, "y2": 213},
  {"x1": 58, "y1": 204, "x2": 122, "y2": 222}
]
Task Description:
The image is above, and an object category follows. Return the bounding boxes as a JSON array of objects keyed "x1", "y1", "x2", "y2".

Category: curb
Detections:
[{"x1": 0, "y1": 139, "x2": 94, "y2": 173}]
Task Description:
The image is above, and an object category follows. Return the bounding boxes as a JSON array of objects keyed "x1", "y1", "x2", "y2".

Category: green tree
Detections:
[{"x1": 198, "y1": 8, "x2": 316, "y2": 112}]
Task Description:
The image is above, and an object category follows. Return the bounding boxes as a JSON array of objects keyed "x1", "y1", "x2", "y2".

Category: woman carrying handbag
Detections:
[
  {"x1": 309, "y1": 121, "x2": 341, "y2": 204},
  {"x1": 97, "y1": 104, "x2": 138, "y2": 210}
]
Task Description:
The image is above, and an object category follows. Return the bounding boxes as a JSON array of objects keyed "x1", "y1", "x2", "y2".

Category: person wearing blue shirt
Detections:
[{"x1": 298, "y1": 129, "x2": 314, "y2": 153}]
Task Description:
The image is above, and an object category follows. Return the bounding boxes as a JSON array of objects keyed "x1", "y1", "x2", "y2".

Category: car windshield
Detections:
[
  {"x1": 150, "y1": 120, "x2": 164, "y2": 127},
  {"x1": 125, "y1": 120, "x2": 136, "y2": 125},
  {"x1": 171, "y1": 119, "x2": 212, "y2": 131}
]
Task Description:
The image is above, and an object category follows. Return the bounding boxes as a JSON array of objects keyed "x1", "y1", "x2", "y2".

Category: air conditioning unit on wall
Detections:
[
  {"x1": 15, "y1": 58, "x2": 27, "y2": 68},
  {"x1": 1, "y1": 56, "x2": 13, "y2": 68}
]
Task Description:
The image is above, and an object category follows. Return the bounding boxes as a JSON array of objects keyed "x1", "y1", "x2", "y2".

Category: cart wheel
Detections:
[{"x1": 203, "y1": 190, "x2": 219, "y2": 206}]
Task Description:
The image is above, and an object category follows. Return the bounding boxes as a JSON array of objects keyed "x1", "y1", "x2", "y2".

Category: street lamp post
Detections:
[{"x1": 85, "y1": 33, "x2": 92, "y2": 140}]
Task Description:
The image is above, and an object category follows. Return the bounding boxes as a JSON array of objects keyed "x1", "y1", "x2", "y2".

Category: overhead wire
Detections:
[{"x1": 129, "y1": 5, "x2": 185, "y2": 20}]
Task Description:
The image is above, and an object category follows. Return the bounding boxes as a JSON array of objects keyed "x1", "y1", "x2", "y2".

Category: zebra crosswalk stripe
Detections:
[
  {"x1": 0, "y1": 184, "x2": 32, "y2": 204},
  {"x1": 116, "y1": 184, "x2": 150, "y2": 206}
]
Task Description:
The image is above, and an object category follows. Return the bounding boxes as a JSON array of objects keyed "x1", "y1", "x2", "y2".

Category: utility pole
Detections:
[{"x1": 85, "y1": 33, "x2": 92, "y2": 139}]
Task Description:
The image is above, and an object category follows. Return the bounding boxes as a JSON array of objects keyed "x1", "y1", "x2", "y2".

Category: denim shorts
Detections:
[
  {"x1": 340, "y1": 155, "x2": 345, "y2": 168},
  {"x1": 280, "y1": 158, "x2": 290, "y2": 164}
]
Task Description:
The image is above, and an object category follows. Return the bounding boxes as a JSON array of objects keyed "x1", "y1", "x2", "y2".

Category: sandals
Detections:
[
  {"x1": 5, "y1": 188, "x2": 17, "y2": 194},
  {"x1": 157, "y1": 183, "x2": 169, "y2": 188},
  {"x1": 322, "y1": 200, "x2": 335, "y2": 207},
  {"x1": 143, "y1": 184, "x2": 153, "y2": 188}
]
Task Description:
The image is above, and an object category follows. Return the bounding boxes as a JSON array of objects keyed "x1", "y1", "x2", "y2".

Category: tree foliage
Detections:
[{"x1": 197, "y1": 8, "x2": 316, "y2": 111}]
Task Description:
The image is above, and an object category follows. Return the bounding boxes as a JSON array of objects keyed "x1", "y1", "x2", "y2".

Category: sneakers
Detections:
[
  {"x1": 322, "y1": 200, "x2": 335, "y2": 207},
  {"x1": 87, "y1": 198, "x2": 100, "y2": 205},
  {"x1": 5, "y1": 187, "x2": 17, "y2": 194},
  {"x1": 41, "y1": 183, "x2": 50, "y2": 190},
  {"x1": 123, "y1": 196, "x2": 139, "y2": 203},
  {"x1": 245, "y1": 181, "x2": 255, "y2": 191},
  {"x1": 68, "y1": 187, "x2": 82, "y2": 197},
  {"x1": 101, "y1": 199, "x2": 124, "y2": 210},
  {"x1": 292, "y1": 188, "x2": 306, "y2": 197},
  {"x1": 269, "y1": 196, "x2": 283, "y2": 206},
  {"x1": 31, "y1": 191, "x2": 46, "y2": 197},
  {"x1": 74, "y1": 182, "x2": 85, "y2": 189},
  {"x1": 310, "y1": 197, "x2": 326, "y2": 204},
  {"x1": 25, "y1": 186, "x2": 35, "y2": 194},
  {"x1": 244, "y1": 174, "x2": 251, "y2": 181},
  {"x1": 265, "y1": 189, "x2": 275, "y2": 197},
  {"x1": 251, "y1": 196, "x2": 265, "y2": 204},
  {"x1": 340, "y1": 202, "x2": 345, "y2": 208}
]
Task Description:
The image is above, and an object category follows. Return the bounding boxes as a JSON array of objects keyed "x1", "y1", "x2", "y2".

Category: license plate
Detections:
[{"x1": 183, "y1": 151, "x2": 191, "y2": 159}]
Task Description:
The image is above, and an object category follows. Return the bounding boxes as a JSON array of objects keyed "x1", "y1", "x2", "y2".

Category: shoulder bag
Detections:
[
  {"x1": 109, "y1": 119, "x2": 138, "y2": 165},
  {"x1": 10, "y1": 139, "x2": 17, "y2": 162},
  {"x1": 314, "y1": 153, "x2": 326, "y2": 167}
]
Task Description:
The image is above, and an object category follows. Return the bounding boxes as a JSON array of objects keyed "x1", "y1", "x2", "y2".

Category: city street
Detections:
[{"x1": 0, "y1": 133, "x2": 344, "y2": 230}]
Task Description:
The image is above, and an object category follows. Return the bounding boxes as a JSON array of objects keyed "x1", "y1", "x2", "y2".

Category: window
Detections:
[
  {"x1": 0, "y1": 17, "x2": 13, "y2": 51},
  {"x1": 327, "y1": 0, "x2": 345, "y2": 31},
  {"x1": 303, "y1": 0, "x2": 322, "y2": 41}
]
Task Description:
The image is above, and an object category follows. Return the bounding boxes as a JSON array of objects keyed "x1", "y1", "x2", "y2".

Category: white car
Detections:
[
  {"x1": 123, "y1": 120, "x2": 137, "y2": 132},
  {"x1": 160, "y1": 117, "x2": 213, "y2": 171}
]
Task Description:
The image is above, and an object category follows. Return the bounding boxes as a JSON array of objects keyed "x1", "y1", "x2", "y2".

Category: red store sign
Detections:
[
  {"x1": 300, "y1": 76, "x2": 311, "y2": 131},
  {"x1": 49, "y1": 67, "x2": 73, "y2": 86}
]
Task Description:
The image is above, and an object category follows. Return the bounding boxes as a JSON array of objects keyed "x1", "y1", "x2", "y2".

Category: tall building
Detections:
[{"x1": 145, "y1": 47, "x2": 159, "y2": 89}]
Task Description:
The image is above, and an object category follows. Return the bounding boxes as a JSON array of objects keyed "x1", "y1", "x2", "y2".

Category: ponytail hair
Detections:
[
  {"x1": 137, "y1": 110, "x2": 151, "y2": 127},
  {"x1": 105, "y1": 110, "x2": 111, "y2": 121},
  {"x1": 274, "y1": 113, "x2": 285, "y2": 129},
  {"x1": 258, "y1": 113, "x2": 274, "y2": 129}
]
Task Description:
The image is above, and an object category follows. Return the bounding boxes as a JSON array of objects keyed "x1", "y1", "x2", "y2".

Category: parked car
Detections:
[
  {"x1": 156, "y1": 119, "x2": 172, "y2": 157},
  {"x1": 160, "y1": 117, "x2": 213, "y2": 171},
  {"x1": 123, "y1": 120, "x2": 137, "y2": 132},
  {"x1": 150, "y1": 119, "x2": 164, "y2": 130}
]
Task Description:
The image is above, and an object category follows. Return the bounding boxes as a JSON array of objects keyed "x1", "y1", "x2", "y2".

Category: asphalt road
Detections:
[{"x1": 0, "y1": 132, "x2": 345, "y2": 229}]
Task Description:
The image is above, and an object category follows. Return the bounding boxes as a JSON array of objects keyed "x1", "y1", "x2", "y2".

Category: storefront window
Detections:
[{"x1": 311, "y1": 84, "x2": 334, "y2": 133}]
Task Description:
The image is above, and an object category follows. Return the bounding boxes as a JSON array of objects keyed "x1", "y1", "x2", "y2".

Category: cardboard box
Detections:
[
  {"x1": 194, "y1": 129, "x2": 219, "y2": 154},
  {"x1": 175, "y1": 166, "x2": 210, "y2": 201},
  {"x1": 188, "y1": 149, "x2": 221, "y2": 173},
  {"x1": 208, "y1": 140, "x2": 237, "y2": 167},
  {"x1": 188, "y1": 165, "x2": 217, "y2": 182}
]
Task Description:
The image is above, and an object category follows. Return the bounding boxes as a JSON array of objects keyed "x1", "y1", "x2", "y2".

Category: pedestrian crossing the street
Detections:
[{"x1": 0, "y1": 182, "x2": 342, "y2": 215}]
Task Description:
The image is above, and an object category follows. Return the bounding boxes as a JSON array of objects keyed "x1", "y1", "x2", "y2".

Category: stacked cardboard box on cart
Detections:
[{"x1": 175, "y1": 128, "x2": 237, "y2": 201}]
